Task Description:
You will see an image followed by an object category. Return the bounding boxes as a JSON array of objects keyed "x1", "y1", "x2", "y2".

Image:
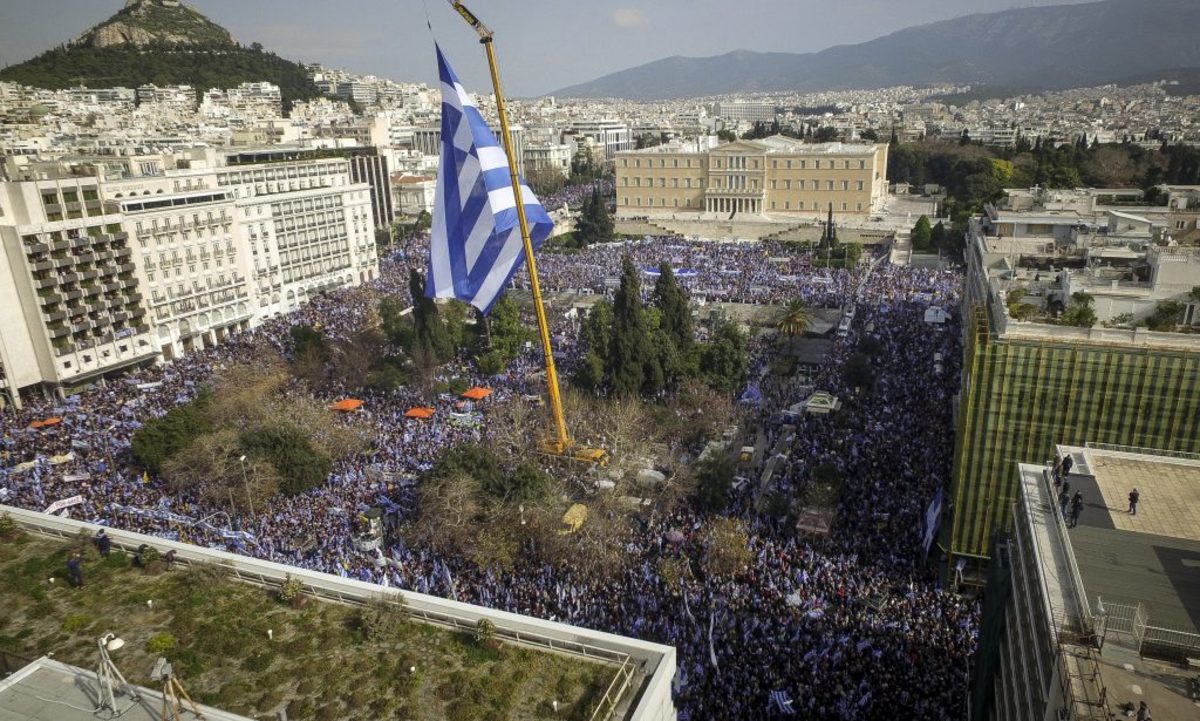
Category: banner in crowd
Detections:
[
  {"x1": 922, "y1": 488, "x2": 944, "y2": 559},
  {"x1": 44, "y1": 494, "x2": 85, "y2": 515}
]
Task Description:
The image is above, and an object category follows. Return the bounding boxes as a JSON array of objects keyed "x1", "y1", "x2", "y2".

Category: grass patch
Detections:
[{"x1": 0, "y1": 537, "x2": 615, "y2": 720}]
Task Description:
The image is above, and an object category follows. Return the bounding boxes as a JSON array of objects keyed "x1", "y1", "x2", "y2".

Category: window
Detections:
[
  {"x1": 859, "y1": 160, "x2": 866, "y2": 169},
  {"x1": 770, "y1": 180, "x2": 777, "y2": 190},
  {"x1": 826, "y1": 181, "x2": 834, "y2": 191},
  {"x1": 841, "y1": 202, "x2": 848, "y2": 210},
  {"x1": 41, "y1": 191, "x2": 58, "y2": 206},
  {"x1": 857, "y1": 181, "x2": 864, "y2": 191},
  {"x1": 61, "y1": 190, "x2": 79, "y2": 203},
  {"x1": 844, "y1": 160, "x2": 850, "y2": 169},
  {"x1": 813, "y1": 160, "x2": 820, "y2": 170},
  {"x1": 785, "y1": 180, "x2": 791, "y2": 190},
  {"x1": 842, "y1": 181, "x2": 849, "y2": 191}
]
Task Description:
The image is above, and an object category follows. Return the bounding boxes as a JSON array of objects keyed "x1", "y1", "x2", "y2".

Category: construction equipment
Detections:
[
  {"x1": 448, "y1": 0, "x2": 607, "y2": 467},
  {"x1": 151, "y1": 657, "x2": 205, "y2": 720}
]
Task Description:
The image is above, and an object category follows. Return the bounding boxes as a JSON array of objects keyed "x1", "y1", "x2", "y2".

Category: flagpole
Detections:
[{"x1": 450, "y1": 1, "x2": 571, "y2": 454}]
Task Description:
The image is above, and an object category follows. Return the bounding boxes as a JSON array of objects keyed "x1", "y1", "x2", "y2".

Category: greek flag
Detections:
[
  {"x1": 769, "y1": 690, "x2": 796, "y2": 715},
  {"x1": 428, "y1": 45, "x2": 553, "y2": 314}
]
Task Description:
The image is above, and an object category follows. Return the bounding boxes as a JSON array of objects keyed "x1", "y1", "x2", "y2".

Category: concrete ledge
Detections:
[{"x1": 0, "y1": 504, "x2": 677, "y2": 721}]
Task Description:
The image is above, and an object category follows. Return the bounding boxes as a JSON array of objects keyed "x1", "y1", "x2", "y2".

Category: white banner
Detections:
[{"x1": 44, "y1": 494, "x2": 85, "y2": 515}]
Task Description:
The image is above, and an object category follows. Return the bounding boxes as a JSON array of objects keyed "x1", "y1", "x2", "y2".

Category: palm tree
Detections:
[{"x1": 778, "y1": 299, "x2": 813, "y2": 338}]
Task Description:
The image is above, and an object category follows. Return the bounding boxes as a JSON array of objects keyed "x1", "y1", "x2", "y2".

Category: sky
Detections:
[{"x1": 0, "y1": 0, "x2": 1099, "y2": 97}]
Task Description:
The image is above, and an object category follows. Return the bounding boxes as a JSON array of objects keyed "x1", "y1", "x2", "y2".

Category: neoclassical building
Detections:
[{"x1": 615, "y1": 136, "x2": 888, "y2": 218}]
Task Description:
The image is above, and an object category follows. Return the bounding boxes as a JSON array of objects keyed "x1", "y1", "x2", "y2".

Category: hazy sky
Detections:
[{"x1": 0, "y1": 0, "x2": 1097, "y2": 96}]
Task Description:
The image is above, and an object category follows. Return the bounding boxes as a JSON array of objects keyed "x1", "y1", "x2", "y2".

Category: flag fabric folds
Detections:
[{"x1": 427, "y1": 44, "x2": 554, "y2": 314}]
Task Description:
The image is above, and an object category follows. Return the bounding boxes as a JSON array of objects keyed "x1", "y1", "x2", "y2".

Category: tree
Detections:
[
  {"x1": 408, "y1": 268, "x2": 452, "y2": 363},
  {"x1": 695, "y1": 452, "x2": 735, "y2": 512},
  {"x1": 574, "y1": 186, "x2": 613, "y2": 247},
  {"x1": 860, "y1": 128, "x2": 879, "y2": 142},
  {"x1": 844, "y1": 352, "x2": 875, "y2": 391},
  {"x1": 931, "y1": 221, "x2": 948, "y2": 252},
  {"x1": 484, "y1": 294, "x2": 532, "y2": 368},
  {"x1": 131, "y1": 393, "x2": 213, "y2": 473},
  {"x1": 1060, "y1": 292, "x2": 1096, "y2": 328},
  {"x1": 814, "y1": 126, "x2": 839, "y2": 143},
  {"x1": 700, "y1": 517, "x2": 752, "y2": 579},
  {"x1": 574, "y1": 301, "x2": 613, "y2": 391},
  {"x1": 910, "y1": 215, "x2": 933, "y2": 251},
  {"x1": 238, "y1": 422, "x2": 332, "y2": 496},
  {"x1": 700, "y1": 317, "x2": 747, "y2": 393},
  {"x1": 777, "y1": 298, "x2": 812, "y2": 337},
  {"x1": 716, "y1": 129, "x2": 737, "y2": 143},
  {"x1": 1145, "y1": 300, "x2": 1184, "y2": 331},
  {"x1": 609, "y1": 256, "x2": 650, "y2": 396},
  {"x1": 653, "y1": 263, "x2": 693, "y2": 354}
]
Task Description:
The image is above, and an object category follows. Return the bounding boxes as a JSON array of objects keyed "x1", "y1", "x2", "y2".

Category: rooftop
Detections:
[
  {"x1": 1058, "y1": 444, "x2": 1200, "y2": 634},
  {"x1": 0, "y1": 531, "x2": 626, "y2": 721},
  {"x1": 0, "y1": 657, "x2": 252, "y2": 721},
  {"x1": 619, "y1": 136, "x2": 879, "y2": 156},
  {"x1": 1016, "y1": 448, "x2": 1200, "y2": 721}
]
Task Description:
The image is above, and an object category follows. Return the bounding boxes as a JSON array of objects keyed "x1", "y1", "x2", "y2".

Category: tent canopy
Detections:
[
  {"x1": 330, "y1": 399, "x2": 364, "y2": 412},
  {"x1": 30, "y1": 417, "x2": 62, "y2": 429},
  {"x1": 461, "y1": 387, "x2": 492, "y2": 400},
  {"x1": 404, "y1": 407, "x2": 435, "y2": 419}
]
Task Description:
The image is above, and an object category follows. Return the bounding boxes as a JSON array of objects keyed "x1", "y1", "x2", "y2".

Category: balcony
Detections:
[
  {"x1": 53, "y1": 256, "x2": 74, "y2": 269},
  {"x1": 34, "y1": 276, "x2": 58, "y2": 290},
  {"x1": 28, "y1": 242, "x2": 50, "y2": 255},
  {"x1": 48, "y1": 324, "x2": 70, "y2": 339},
  {"x1": 127, "y1": 292, "x2": 143, "y2": 303},
  {"x1": 60, "y1": 272, "x2": 79, "y2": 284},
  {"x1": 70, "y1": 236, "x2": 90, "y2": 249},
  {"x1": 114, "y1": 246, "x2": 132, "y2": 258},
  {"x1": 119, "y1": 262, "x2": 135, "y2": 273},
  {"x1": 104, "y1": 282, "x2": 120, "y2": 293},
  {"x1": 64, "y1": 289, "x2": 83, "y2": 301}
]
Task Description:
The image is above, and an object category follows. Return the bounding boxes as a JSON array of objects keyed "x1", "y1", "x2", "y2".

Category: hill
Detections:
[
  {"x1": 0, "y1": 0, "x2": 320, "y2": 112},
  {"x1": 552, "y1": 0, "x2": 1200, "y2": 99},
  {"x1": 73, "y1": 0, "x2": 235, "y2": 49}
]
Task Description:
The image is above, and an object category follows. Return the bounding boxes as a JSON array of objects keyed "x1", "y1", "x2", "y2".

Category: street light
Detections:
[
  {"x1": 96, "y1": 632, "x2": 139, "y2": 715},
  {"x1": 238, "y1": 455, "x2": 255, "y2": 518}
]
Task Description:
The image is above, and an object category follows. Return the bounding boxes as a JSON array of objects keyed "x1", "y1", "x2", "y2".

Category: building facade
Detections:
[
  {"x1": 946, "y1": 227, "x2": 1200, "y2": 579},
  {"x1": 615, "y1": 137, "x2": 888, "y2": 217},
  {"x1": 0, "y1": 151, "x2": 379, "y2": 405},
  {"x1": 0, "y1": 177, "x2": 155, "y2": 404}
]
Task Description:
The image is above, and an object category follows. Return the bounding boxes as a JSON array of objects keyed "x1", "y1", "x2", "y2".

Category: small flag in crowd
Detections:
[
  {"x1": 769, "y1": 689, "x2": 796, "y2": 715},
  {"x1": 427, "y1": 45, "x2": 554, "y2": 314}
]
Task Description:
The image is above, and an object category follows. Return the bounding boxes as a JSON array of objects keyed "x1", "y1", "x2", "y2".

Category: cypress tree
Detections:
[
  {"x1": 653, "y1": 262, "x2": 693, "y2": 354},
  {"x1": 609, "y1": 256, "x2": 648, "y2": 397}
]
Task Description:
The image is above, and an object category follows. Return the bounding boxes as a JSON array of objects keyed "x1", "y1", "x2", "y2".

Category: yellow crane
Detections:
[{"x1": 447, "y1": 1, "x2": 608, "y2": 468}]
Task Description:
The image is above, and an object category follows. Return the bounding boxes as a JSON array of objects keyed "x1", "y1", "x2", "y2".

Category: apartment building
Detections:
[
  {"x1": 216, "y1": 150, "x2": 377, "y2": 320},
  {"x1": 569, "y1": 119, "x2": 633, "y2": 161},
  {"x1": 615, "y1": 136, "x2": 889, "y2": 217},
  {"x1": 0, "y1": 151, "x2": 379, "y2": 406},
  {"x1": 0, "y1": 177, "x2": 155, "y2": 405}
]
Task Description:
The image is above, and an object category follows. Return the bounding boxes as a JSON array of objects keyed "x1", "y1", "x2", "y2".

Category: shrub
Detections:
[
  {"x1": 62, "y1": 613, "x2": 91, "y2": 633},
  {"x1": 0, "y1": 513, "x2": 18, "y2": 539},
  {"x1": 131, "y1": 393, "x2": 212, "y2": 473},
  {"x1": 473, "y1": 618, "x2": 496, "y2": 646},
  {"x1": 357, "y1": 595, "x2": 408, "y2": 643},
  {"x1": 238, "y1": 422, "x2": 332, "y2": 496},
  {"x1": 278, "y1": 575, "x2": 304, "y2": 604},
  {"x1": 147, "y1": 632, "x2": 177, "y2": 654}
]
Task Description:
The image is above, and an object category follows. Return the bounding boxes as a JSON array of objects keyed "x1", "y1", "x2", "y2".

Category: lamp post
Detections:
[
  {"x1": 238, "y1": 455, "x2": 255, "y2": 517},
  {"x1": 96, "y1": 632, "x2": 138, "y2": 714}
]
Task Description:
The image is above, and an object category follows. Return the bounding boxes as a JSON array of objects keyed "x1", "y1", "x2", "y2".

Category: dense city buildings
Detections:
[{"x1": 615, "y1": 137, "x2": 888, "y2": 217}]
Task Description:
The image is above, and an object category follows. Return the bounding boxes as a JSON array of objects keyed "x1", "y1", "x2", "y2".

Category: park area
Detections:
[{"x1": 0, "y1": 530, "x2": 618, "y2": 721}]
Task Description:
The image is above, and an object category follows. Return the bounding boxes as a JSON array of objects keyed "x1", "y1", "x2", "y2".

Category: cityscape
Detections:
[{"x1": 0, "y1": 1, "x2": 1198, "y2": 720}]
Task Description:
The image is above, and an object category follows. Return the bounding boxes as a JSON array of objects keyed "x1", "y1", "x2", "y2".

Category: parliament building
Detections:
[{"x1": 615, "y1": 136, "x2": 888, "y2": 218}]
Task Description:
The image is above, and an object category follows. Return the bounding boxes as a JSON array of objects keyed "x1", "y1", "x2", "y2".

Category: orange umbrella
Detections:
[
  {"x1": 461, "y1": 387, "x2": 492, "y2": 401},
  {"x1": 329, "y1": 398, "x2": 364, "y2": 412},
  {"x1": 404, "y1": 407, "x2": 436, "y2": 419},
  {"x1": 29, "y1": 420, "x2": 44, "y2": 429},
  {"x1": 32, "y1": 417, "x2": 62, "y2": 429}
]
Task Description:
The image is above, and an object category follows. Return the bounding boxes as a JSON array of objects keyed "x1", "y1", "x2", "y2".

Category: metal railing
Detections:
[
  {"x1": 1095, "y1": 596, "x2": 1200, "y2": 662},
  {"x1": 1084, "y1": 443, "x2": 1200, "y2": 463},
  {"x1": 1, "y1": 504, "x2": 676, "y2": 721}
]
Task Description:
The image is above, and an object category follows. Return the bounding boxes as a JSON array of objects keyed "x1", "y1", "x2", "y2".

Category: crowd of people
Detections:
[{"x1": 0, "y1": 231, "x2": 978, "y2": 719}]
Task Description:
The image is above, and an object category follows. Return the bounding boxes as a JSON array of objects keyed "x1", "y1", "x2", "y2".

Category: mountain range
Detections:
[{"x1": 551, "y1": 0, "x2": 1200, "y2": 100}]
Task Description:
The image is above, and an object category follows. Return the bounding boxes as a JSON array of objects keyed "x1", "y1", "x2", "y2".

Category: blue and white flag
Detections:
[
  {"x1": 427, "y1": 45, "x2": 554, "y2": 314},
  {"x1": 769, "y1": 690, "x2": 796, "y2": 715}
]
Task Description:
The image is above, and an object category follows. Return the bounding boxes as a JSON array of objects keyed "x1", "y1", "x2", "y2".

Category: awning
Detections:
[
  {"x1": 404, "y1": 407, "x2": 435, "y2": 419},
  {"x1": 461, "y1": 387, "x2": 492, "y2": 401},
  {"x1": 329, "y1": 398, "x2": 364, "y2": 412}
]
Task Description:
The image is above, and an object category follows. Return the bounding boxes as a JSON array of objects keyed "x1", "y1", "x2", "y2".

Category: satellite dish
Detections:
[{"x1": 105, "y1": 637, "x2": 125, "y2": 651}]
